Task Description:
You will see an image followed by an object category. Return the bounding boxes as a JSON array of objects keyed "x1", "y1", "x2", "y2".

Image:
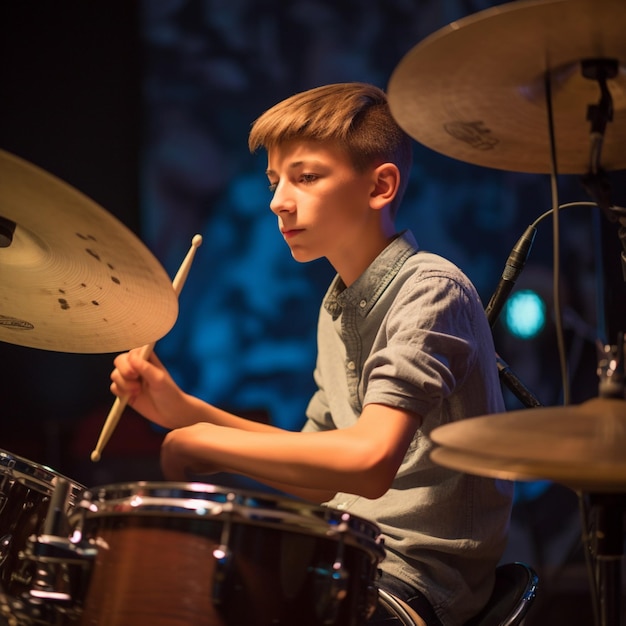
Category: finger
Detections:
[
  {"x1": 127, "y1": 350, "x2": 161, "y2": 382},
  {"x1": 112, "y1": 352, "x2": 141, "y2": 381},
  {"x1": 109, "y1": 371, "x2": 142, "y2": 397}
]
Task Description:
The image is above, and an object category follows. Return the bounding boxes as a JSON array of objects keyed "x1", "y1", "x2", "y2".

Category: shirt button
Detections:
[
  {"x1": 359, "y1": 299, "x2": 367, "y2": 308},
  {"x1": 347, "y1": 361, "x2": 356, "y2": 371}
]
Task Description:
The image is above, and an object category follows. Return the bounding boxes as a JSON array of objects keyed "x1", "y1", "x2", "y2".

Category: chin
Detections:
[{"x1": 288, "y1": 247, "x2": 322, "y2": 264}]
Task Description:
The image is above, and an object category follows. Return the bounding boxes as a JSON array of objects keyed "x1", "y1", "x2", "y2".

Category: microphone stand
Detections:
[
  {"x1": 485, "y1": 225, "x2": 543, "y2": 408},
  {"x1": 495, "y1": 354, "x2": 542, "y2": 408}
]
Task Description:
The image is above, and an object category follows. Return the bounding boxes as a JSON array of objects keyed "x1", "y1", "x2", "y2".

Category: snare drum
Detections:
[
  {"x1": 0, "y1": 449, "x2": 85, "y2": 596},
  {"x1": 75, "y1": 482, "x2": 385, "y2": 626}
]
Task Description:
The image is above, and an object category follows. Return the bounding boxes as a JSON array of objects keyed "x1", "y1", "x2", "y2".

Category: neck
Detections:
[{"x1": 335, "y1": 229, "x2": 398, "y2": 287}]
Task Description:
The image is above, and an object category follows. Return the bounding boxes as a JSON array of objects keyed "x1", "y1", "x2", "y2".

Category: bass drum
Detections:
[{"x1": 75, "y1": 482, "x2": 385, "y2": 626}]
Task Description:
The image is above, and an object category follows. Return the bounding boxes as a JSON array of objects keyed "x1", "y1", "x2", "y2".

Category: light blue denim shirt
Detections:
[{"x1": 304, "y1": 231, "x2": 513, "y2": 625}]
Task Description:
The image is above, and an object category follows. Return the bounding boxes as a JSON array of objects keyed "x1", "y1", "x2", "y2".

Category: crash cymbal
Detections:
[
  {"x1": 431, "y1": 447, "x2": 551, "y2": 482},
  {"x1": 431, "y1": 446, "x2": 626, "y2": 492},
  {"x1": 431, "y1": 397, "x2": 626, "y2": 491},
  {"x1": 388, "y1": 0, "x2": 626, "y2": 174},
  {"x1": 0, "y1": 149, "x2": 178, "y2": 353}
]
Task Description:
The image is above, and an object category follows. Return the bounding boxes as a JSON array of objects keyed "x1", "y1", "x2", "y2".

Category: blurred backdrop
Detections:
[{"x1": 1, "y1": 1, "x2": 625, "y2": 622}]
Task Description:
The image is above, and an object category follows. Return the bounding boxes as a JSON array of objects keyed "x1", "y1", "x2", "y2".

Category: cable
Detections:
[
  {"x1": 544, "y1": 72, "x2": 600, "y2": 626},
  {"x1": 530, "y1": 201, "x2": 598, "y2": 229},
  {"x1": 544, "y1": 70, "x2": 570, "y2": 408}
]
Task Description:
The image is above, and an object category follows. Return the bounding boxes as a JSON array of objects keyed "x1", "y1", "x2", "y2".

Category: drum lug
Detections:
[
  {"x1": 0, "y1": 489, "x2": 10, "y2": 567},
  {"x1": 311, "y1": 517, "x2": 353, "y2": 624},
  {"x1": 310, "y1": 562, "x2": 349, "y2": 624},
  {"x1": 19, "y1": 475, "x2": 95, "y2": 601},
  {"x1": 211, "y1": 544, "x2": 232, "y2": 606},
  {"x1": 0, "y1": 534, "x2": 12, "y2": 567},
  {"x1": 20, "y1": 532, "x2": 96, "y2": 615},
  {"x1": 365, "y1": 582, "x2": 380, "y2": 620},
  {"x1": 2, "y1": 533, "x2": 97, "y2": 626},
  {"x1": 212, "y1": 503, "x2": 235, "y2": 607}
]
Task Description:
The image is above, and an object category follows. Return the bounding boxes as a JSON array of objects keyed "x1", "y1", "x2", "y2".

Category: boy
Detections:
[{"x1": 110, "y1": 82, "x2": 513, "y2": 625}]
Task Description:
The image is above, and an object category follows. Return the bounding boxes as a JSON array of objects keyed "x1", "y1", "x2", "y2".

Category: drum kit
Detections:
[
  {"x1": 0, "y1": 0, "x2": 625, "y2": 624},
  {"x1": 0, "y1": 152, "x2": 384, "y2": 624},
  {"x1": 389, "y1": 0, "x2": 626, "y2": 625}
]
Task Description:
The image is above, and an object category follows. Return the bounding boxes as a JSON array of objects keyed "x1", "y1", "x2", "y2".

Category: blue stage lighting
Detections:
[{"x1": 503, "y1": 289, "x2": 546, "y2": 339}]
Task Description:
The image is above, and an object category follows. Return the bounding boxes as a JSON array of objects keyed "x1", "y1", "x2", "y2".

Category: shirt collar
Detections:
[{"x1": 323, "y1": 230, "x2": 419, "y2": 319}]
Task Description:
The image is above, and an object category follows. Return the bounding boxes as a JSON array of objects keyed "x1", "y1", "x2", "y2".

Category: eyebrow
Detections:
[{"x1": 266, "y1": 159, "x2": 327, "y2": 177}]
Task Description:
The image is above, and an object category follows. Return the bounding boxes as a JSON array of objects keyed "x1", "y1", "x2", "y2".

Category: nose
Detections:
[{"x1": 269, "y1": 180, "x2": 295, "y2": 215}]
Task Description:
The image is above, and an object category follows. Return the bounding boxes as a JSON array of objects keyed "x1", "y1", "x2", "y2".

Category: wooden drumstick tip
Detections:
[
  {"x1": 90, "y1": 450, "x2": 101, "y2": 462},
  {"x1": 192, "y1": 234, "x2": 202, "y2": 247}
]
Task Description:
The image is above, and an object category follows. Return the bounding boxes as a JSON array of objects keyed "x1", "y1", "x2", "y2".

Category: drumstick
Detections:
[{"x1": 90, "y1": 234, "x2": 203, "y2": 462}]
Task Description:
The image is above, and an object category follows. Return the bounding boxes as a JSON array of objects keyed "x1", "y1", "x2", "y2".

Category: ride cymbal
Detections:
[
  {"x1": 388, "y1": 0, "x2": 626, "y2": 174},
  {"x1": 0, "y1": 149, "x2": 178, "y2": 353},
  {"x1": 430, "y1": 397, "x2": 626, "y2": 491}
]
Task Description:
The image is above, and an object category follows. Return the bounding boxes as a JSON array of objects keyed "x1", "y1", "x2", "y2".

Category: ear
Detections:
[{"x1": 369, "y1": 163, "x2": 401, "y2": 211}]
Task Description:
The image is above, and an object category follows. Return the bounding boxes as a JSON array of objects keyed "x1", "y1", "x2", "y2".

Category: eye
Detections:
[
  {"x1": 268, "y1": 182, "x2": 277, "y2": 193},
  {"x1": 300, "y1": 173, "x2": 318, "y2": 184}
]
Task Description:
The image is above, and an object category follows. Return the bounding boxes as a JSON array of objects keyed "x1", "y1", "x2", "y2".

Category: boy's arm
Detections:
[{"x1": 160, "y1": 403, "x2": 422, "y2": 501}]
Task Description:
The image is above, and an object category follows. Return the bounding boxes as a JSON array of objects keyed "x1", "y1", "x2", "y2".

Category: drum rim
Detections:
[
  {"x1": 78, "y1": 480, "x2": 386, "y2": 560},
  {"x1": 0, "y1": 448, "x2": 85, "y2": 497}
]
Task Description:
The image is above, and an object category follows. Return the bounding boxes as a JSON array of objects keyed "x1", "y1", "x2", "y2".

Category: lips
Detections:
[{"x1": 281, "y1": 228, "x2": 304, "y2": 239}]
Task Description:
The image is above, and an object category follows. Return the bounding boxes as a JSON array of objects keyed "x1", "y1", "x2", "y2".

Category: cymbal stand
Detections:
[
  {"x1": 579, "y1": 58, "x2": 626, "y2": 344},
  {"x1": 583, "y1": 337, "x2": 625, "y2": 626},
  {"x1": 576, "y1": 57, "x2": 626, "y2": 626},
  {"x1": 587, "y1": 492, "x2": 625, "y2": 626}
]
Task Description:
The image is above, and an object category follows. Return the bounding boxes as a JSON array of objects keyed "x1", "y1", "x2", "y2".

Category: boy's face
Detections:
[{"x1": 266, "y1": 139, "x2": 378, "y2": 268}]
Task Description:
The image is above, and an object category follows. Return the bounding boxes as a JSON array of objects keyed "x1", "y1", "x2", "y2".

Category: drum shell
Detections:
[
  {"x1": 0, "y1": 449, "x2": 84, "y2": 596},
  {"x1": 77, "y1": 482, "x2": 385, "y2": 626}
]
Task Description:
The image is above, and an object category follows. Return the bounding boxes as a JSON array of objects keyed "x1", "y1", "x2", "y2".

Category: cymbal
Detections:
[
  {"x1": 0, "y1": 149, "x2": 178, "y2": 353},
  {"x1": 430, "y1": 397, "x2": 626, "y2": 491},
  {"x1": 388, "y1": 0, "x2": 626, "y2": 174},
  {"x1": 431, "y1": 447, "x2": 626, "y2": 492}
]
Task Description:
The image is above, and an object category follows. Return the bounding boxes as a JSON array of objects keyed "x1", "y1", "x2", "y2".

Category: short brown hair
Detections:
[{"x1": 248, "y1": 83, "x2": 413, "y2": 217}]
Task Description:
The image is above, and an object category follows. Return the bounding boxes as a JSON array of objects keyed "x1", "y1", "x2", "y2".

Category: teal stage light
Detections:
[{"x1": 503, "y1": 289, "x2": 546, "y2": 340}]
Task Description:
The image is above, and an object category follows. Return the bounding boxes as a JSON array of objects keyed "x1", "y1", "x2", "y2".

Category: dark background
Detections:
[{"x1": 1, "y1": 1, "x2": 625, "y2": 622}]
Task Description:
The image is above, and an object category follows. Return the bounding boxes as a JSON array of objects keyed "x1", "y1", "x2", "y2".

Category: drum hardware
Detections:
[
  {"x1": 579, "y1": 56, "x2": 619, "y2": 222},
  {"x1": 387, "y1": 0, "x2": 626, "y2": 175},
  {"x1": 309, "y1": 518, "x2": 350, "y2": 624},
  {"x1": 0, "y1": 454, "x2": 90, "y2": 626},
  {"x1": 377, "y1": 589, "x2": 424, "y2": 626},
  {"x1": 0, "y1": 460, "x2": 16, "y2": 563},
  {"x1": 210, "y1": 499, "x2": 234, "y2": 608},
  {"x1": 388, "y1": 0, "x2": 626, "y2": 623},
  {"x1": 207, "y1": 497, "x2": 375, "y2": 623},
  {"x1": 0, "y1": 452, "x2": 85, "y2": 600},
  {"x1": 431, "y1": 340, "x2": 626, "y2": 626},
  {"x1": 0, "y1": 539, "x2": 9, "y2": 571},
  {"x1": 68, "y1": 482, "x2": 384, "y2": 625},
  {"x1": 25, "y1": 533, "x2": 94, "y2": 602},
  {"x1": 585, "y1": 335, "x2": 626, "y2": 626},
  {"x1": 11, "y1": 478, "x2": 94, "y2": 626},
  {"x1": 597, "y1": 336, "x2": 624, "y2": 399},
  {"x1": 364, "y1": 581, "x2": 381, "y2": 623}
]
